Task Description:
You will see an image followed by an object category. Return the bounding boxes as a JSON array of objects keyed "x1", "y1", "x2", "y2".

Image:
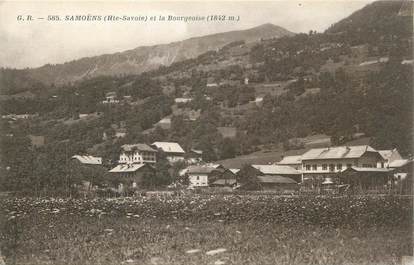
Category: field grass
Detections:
[{"x1": 1, "y1": 195, "x2": 412, "y2": 265}]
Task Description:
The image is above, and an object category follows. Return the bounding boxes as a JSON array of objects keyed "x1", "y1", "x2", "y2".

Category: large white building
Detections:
[
  {"x1": 119, "y1": 144, "x2": 157, "y2": 164},
  {"x1": 300, "y1": 145, "x2": 383, "y2": 175}
]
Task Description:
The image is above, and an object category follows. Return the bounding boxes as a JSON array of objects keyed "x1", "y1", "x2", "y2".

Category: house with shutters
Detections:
[
  {"x1": 110, "y1": 144, "x2": 157, "y2": 191},
  {"x1": 118, "y1": 144, "x2": 157, "y2": 164},
  {"x1": 300, "y1": 145, "x2": 385, "y2": 186}
]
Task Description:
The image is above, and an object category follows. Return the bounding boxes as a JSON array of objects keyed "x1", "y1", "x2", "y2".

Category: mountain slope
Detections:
[
  {"x1": 325, "y1": 1, "x2": 412, "y2": 45},
  {"x1": 10, "y1": 24, "x2": 293, "y2": 86}
]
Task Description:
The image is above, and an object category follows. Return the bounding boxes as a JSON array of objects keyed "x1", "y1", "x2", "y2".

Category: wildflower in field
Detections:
[
  {"x1": 186, "y1": 249, "x2": 201, "y2": 254},
  {"x1": 206, "y1": 248, "x2": 227, "y2": 255}
]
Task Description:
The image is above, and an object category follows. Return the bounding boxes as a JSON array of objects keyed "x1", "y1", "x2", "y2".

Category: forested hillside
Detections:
[{"x1": 0, "y1": 1, "x2": 412, "y2": 192}]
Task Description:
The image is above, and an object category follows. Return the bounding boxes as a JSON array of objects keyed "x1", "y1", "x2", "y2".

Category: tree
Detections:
[{"x1": 236, "y1": 164, "x2": 261, "y2": 190}]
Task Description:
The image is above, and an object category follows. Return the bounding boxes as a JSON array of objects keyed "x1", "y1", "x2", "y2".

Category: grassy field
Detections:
[{"x1": 1, "y1": 195, "x2": 412, "y2": 265}]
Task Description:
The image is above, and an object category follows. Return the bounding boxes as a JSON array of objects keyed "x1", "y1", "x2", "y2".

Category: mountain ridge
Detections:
[{"x1": 5, "y1": 23, "x2": 293, "y2": 86}]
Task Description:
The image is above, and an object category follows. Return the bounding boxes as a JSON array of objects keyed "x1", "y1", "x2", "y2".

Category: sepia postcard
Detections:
[{"x1": 0, "y1": 1, "x2": 413, "y2": 264}]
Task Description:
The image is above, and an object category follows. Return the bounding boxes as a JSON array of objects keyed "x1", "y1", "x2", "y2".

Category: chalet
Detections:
[
  {"x1": 392, "y1": 160, "x2": 413, "y2": 195},
  {"x1": 254, "y1": 97, "x2": 264, "y2": 107},
  {"x1": 115, "y1": 128, "x2": 127, "y2": 138},
  {"x1": 71, "y1": 155, "x2": 104, "y2": 192},
  {"x1": 102, "y1": 92, "x2": 119, "y2": 104},
  {"x1": 186, "y1": 149, "x2": 203, "y2": 164},
  {"x1": 119, "y1": 144, "x2": 157, "y2": 164},
  {"x1": 339, "y1": 167, "x2": 394, "y2": 193},
  {"x1": 152, "y1": 142, "x2": 185, "y2": 163},
  {"x1": 257, "y1": 175, "x2": 299, "y2": 192},
  {"x1": 251, "y1": 164, "x2": 302, "y2": 183},
  {"x1": 301, "y1": 145, "x2": 385, "y2": 185},
  {"x1": 276, "y1": 155, "x2": 302, "y2": 170},
  {"x1": 72, "y1": 155, "x2": 102, "y2": 165},
  {"x1": 185, "y1": 110, "x2": 201, "y2": 121},
  {"x1": 209, "y1": 168, "x2": 237, "y2": 188},
  {"x1": 156, "y1": 117, "x2": 172, "y2": 130},
  {"x1": 174, "y1": 97, "x2": 193, "y2": 104},
  {"x1": 377, "y1": 149, "x2": 403, "y2": 168},
  {"x1": 186, "y1": 164, "x2": 225, "y2": 187},
  {"x1": 206, "y1": 82, "x2": 218, "y2": 87},
  {"x1": 109, "y1": 163, "x2": 155, "y2": 191}
]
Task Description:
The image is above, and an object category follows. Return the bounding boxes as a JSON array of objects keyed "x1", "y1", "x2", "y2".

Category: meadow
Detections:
[{"x1": 0, "y1": 195, "x2": 412, "y2": 265}]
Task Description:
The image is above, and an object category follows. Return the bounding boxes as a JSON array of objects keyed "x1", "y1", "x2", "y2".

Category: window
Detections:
[
  {"x1": 337, "y1": 164, "x2": 342, "y2": 170},
  {"x1": 312, "y1": 164, "x2": 317, "y2": 170},
  {"x1": 346, "y1": 164, "x2": 352, "y2": 168},
  {"x1": 329, "y1": 164, "x2": 335, "y2": 172},
  {"x1": 196, "y1": 176, "x2": 199, "y2": 180},
  {"x1": 381, "y1": 162, "x2": 385, "y2": 168},
  {"x1": 305, "y1": 165, "x2": 311, "y2": 171},
  {"x1": 322, "y1": 164, "x2": 327, "y2": 170}
]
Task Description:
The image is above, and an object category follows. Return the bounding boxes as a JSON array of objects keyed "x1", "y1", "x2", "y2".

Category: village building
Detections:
[
  {"x1": 339, "y1": 167, "x2": 394, "y2": 193},
  {"x1": 174, "y1": 97, "x2": 193, "y2": 104},
  {"x1": 186, "y1": 164, "x2": 226, "y2": 187},
  {"x1": 300, "y1": 145, "x2": 385, "y2": 186},
  {"x1": 102, "y1": 92, "x2": 119, "y2": 104},
  {"x1": 109, "y1": 163, "x2": 155, "y2": 192},
  {"x1": 155, "y1": 117, "x2": 172, "y2": 130},
  {"x1": 71, "y1": 155, "x2": 105, "y2": 192},
  {"x1": 152, "y1": 142, "x2": 186, "y2": 163},
  {"x1": 377, "y1": 149, "x2": 403, "y2": 168},
  {"x1": 118, "y1": 144, "x2": 157, "y2": 164},
  {"x1": 229, "y1": 168, "x2": 240, "y2": 175},
  {"x1": 115, "y1": 128, "x2": 127, "y2": 138},
  {"x1": 72, "y1": 155, "x2": 103, "y2": 165},
  {"x1": 251, "y1": 164, "x2": 302, "y2": 183},
  {"x1": 209, "y1": 168, "x2": 237, "y2": 188},
  {"x1": 256, "y1": 175, "x2": 299, "y2": 192},
  {"x1": 186, "y1": 149, "x2": 203, "y2": 164},
  {"x1": 276, "y1": 155, "x2": 302, "y2": 170}
]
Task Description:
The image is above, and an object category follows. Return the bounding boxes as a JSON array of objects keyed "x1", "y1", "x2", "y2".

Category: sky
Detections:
[{"x1": 0, "y1": 0, "x2": 376, "y2": 69}]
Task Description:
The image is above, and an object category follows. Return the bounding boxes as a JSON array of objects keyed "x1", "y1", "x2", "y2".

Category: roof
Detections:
[
  {"x1": 301, "y1": 145, "x2": 378, "y2": 160},
  {"x1": 277, "y1": 155, "x2": 302, "y2": 165},
  {"x1": 342, "y1": 167, "x2": 393, "y2": 173},
  {"x1": 252, "y1": 165, "x2": 301, "y2": 175},
  {"x1": 121, "y1": 144, "x2": 157, "y2": 153},
  {"x1": 152, "y1": 142, "x2": 185, "y2": 154},
  {"x1": 211, "y1": 179, "x2": 237, "y2": 185},
  {"x1": 190, "y1": 149, "x2": 203, "y2": 155},
  {"x1": 186, "y1": 165, "x2": 218, "y2": 174},
  {"x1": 229, "y1": 168, "x2": 240, "y2": 174},
  {"x1": 257, "y1": 175, "x2": 297, "y2": 184},
  {"x1": 378, "y1": 150, "x2": 394, "y2": 160},
  {"x1": 378, "y1": 149, "x2": 402, "y2": 162},
  {"x1": 109, "y1": 164, "x2": 151, "y2": 173},
  {"x1": 72, "y1": 155, "x2": 102, "y2": 165},
  {"x1": 389, "y1": 159, "x2": 411, "y2": 168}
]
